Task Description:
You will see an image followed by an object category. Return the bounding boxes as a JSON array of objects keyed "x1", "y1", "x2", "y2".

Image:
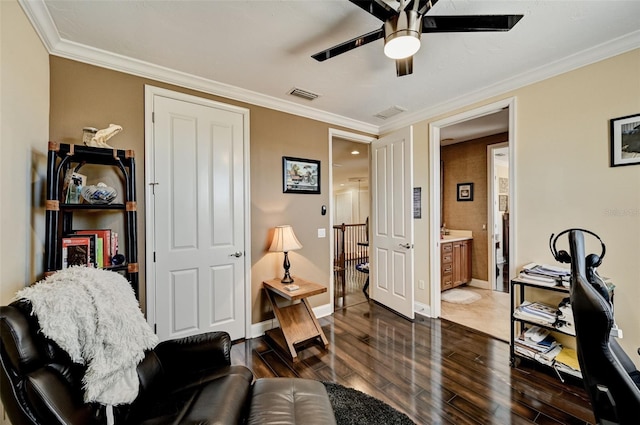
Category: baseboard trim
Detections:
[
  {"x1": 414, "y1": 301, "x2": 433, "y2": 318},
  {"x1": 249, "y1": 302, "x2": 332, "y2": 339},
  {"x1": 469, "y1": 279, "x2": 490, "y2": 290}
]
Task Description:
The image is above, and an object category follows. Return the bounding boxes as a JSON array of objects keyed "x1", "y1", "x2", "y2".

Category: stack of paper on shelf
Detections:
[
  {"x1": 514, "y1": 326, "x2": 561, "y2": 361},
  {"x1": 513, "y1": 300, "x2": 559, "y2": 326},
  {"x1": 519, "y1": 263, "x2": 570, "y2": 287}
]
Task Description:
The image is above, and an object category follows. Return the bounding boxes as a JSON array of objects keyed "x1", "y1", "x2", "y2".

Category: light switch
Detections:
[{"x1": 318, "y1": 228, "x2": 326, "y2": 238}]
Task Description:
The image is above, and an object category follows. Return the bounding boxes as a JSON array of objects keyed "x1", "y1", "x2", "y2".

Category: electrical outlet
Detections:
[
  {"x1": 418, "y1": 279, "x2": 425, "y2": 289},
  {"x1": 317, "y1": 228, "x2": 326, "y2": 238}
]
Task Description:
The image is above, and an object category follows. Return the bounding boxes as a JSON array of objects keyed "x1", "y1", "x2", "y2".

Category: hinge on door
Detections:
[
  {"x1": 154, "y1": 324, "x2": 157, "y2": 333},
  {"x1": 152, "y1": 111, "x2": 155, "y2": 123},
  {"x1": 153, "y1": 252, "x2": 156, "y2": 262}
]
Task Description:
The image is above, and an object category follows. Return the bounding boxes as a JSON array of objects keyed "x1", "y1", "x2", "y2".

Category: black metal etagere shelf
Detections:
[{"x1": 44, "y1": 142, "x2": 139, "y2": 298}]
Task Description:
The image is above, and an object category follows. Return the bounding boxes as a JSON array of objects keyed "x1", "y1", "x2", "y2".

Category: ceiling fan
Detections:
[{"x1": 312, "y1": 0, "x2": 523, "y2": 77}]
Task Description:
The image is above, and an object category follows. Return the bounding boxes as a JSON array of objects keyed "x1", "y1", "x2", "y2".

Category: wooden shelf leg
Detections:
[
  {"x1": 264, "y1": 288, "x2": 299, "y2": 361},
  {"x1": 301, "y1": 298, "x2": 329, "y2": 349}
]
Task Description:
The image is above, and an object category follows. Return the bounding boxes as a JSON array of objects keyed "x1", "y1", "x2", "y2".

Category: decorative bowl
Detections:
[{"x1": 81, "y1": 183, "x2": 117, "y2": 204}]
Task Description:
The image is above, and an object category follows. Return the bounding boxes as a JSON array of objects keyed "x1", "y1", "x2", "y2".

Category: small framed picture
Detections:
[
  {"x1": 457, "y1": 182, "x2": 474, "y2": 202},
  {"x1": 499, "y1": 194, "x2": 508, "y2": 212},
  {"x1": 610, "y1": 113, "x2": 640, "y2": 167},
  {"x1": 283, "y1": 156, "x2": 320, "y2": 194},
  {"x1": 498, "y1": 177, "x2": 509, "y2": 194}
]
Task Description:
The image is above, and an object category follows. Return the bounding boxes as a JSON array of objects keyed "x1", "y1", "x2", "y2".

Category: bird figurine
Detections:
[{"x1": 86, "y1": 124, "x2": 123, "y2": 148}]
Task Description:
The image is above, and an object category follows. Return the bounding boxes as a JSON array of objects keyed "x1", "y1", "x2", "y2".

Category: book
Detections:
[
  {"x1": 75, "y1": 229, "x2": 111, "y2": 267},
  {"x1": 64, "y1": 234, "x2": 96, "y2": 267},
  {"x1": 62, "y1": 236, "x2": 91, "y2": 268},
  {"x1": 96, "y1": 237, "x2": 103, "y2": 268},
  {"x1": 111, "y1": 231, "x2": 119, "y2": 257}
]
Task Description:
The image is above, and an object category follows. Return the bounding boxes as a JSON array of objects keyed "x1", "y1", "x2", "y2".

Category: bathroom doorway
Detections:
[{"x1": 429, "y1": 99, "x2": 515, "y2": 340}]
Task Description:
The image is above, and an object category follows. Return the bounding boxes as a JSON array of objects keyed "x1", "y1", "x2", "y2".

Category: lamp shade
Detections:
[{"x1": 269, "y1": 225, "x2": 302, "y2": 252}]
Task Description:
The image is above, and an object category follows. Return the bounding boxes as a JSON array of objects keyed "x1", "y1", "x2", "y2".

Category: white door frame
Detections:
[
  {"x1": 144, "y1": 85, "x2": 252, "y2": 338},
  {"x1": 328, "y1": 128, "x2": 376, "y2": 312},
  {"x1": 488, "y1": 142, "x2": 509, "y2": 291},
  {"x1": 428, "y1": 98, "x2": 516, "y2": 318}
]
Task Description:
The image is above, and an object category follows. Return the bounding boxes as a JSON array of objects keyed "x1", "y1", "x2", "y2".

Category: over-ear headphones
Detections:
[{"x1": 549, "y1": 228, "x2": 606, "y2": 268}]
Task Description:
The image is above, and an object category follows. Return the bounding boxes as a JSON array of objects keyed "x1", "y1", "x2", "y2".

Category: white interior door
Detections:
[
  {"x1": 371, "y1": 127, "x2": 414, "y2": 319},
  {"x1": 150, "y1": 91, "x2": 247, "y2": 341}
]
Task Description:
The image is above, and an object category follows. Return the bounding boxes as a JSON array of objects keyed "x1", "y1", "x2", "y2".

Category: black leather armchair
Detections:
[
  {"x1": 1, "y1": 300, "x2": 336, "y2": 425},
  {"x1": 568, "y1": 230, "x2": 640, "y2": 425}
]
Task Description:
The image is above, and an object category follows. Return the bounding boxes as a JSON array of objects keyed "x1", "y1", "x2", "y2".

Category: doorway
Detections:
[
  {"x1": 489, "y1": 144, "x2": 510, "y2": 293},
  {"x1": 330, "y1": 133, "x2": 371, "y2": 310},
  {"x1": 429, "y1": 99, "x2": 515, "y2": 340}
]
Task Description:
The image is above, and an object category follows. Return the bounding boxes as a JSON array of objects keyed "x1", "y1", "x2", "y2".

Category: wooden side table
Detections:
[{"x1": 263, "y1": 277, "x2": 329, "y2": 362}]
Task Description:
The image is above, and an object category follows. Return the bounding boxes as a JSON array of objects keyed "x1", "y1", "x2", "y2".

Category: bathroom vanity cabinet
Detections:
[{"x1": 441, "y1": 238, "x2": 472, "y2": 291}]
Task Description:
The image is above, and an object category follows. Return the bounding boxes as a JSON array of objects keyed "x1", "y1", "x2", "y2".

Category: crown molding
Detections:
[
  {"x1": 380, "y1": 29, "x2": 640, "y2": 134},
  {"x1": 53, "y1": 39, "x2": 380, "y2": 135}
]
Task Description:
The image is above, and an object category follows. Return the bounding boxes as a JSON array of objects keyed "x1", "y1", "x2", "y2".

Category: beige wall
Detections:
[
  {"x1": 413, "y1": 49, "x2": 640, "y2": 357},
  {"x1": 1, "y1": 1, "x2": 50, "y2": 422},
  {"x1": 0, "y1": 0, "x2": 50, "y2": 305},
  {"x1": 442, "y1": 133, "x2": 508, "y2": 281},
  {"x1": 48, "y1": 57, "x2": 368, "y2": 324}
]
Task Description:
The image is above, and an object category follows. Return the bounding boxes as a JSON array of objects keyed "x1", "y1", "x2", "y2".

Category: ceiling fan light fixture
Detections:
[{"x1": 383, "y1": 10, "x2": 422, "y2": 60}]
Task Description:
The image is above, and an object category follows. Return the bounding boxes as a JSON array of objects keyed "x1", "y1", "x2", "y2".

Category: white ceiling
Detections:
[
  {"x1": 22, "y1": 0, "x2": 640, "y2": 135},
  {"x1": 332, "y1": 138, "x2": 370, "y2": 190}
]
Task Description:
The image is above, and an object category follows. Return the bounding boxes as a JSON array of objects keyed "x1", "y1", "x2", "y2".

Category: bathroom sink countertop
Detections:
[
  {"x1": 441, "y1": 235, "x2": 473, "y2": 242},
  {"x1": 440, "y1": 229, "x2": 473, "y2": 243}
]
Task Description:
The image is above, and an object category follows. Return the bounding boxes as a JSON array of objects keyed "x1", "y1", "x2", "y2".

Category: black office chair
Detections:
[{"x1": 567, "y1": 230, "x2": 640, "y2": 424}]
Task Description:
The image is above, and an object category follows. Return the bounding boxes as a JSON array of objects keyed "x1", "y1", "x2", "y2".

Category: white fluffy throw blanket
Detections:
[{"x1": 15, "y1": 267, "x2": 158, "y2": 407}]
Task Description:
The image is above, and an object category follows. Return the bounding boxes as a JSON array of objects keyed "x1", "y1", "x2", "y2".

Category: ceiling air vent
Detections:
[
  {"x1": 288, "y1": 87, "x2": 320, "y2": 101},
  {"x1": 374, "y1": 105, "x2": 407, "y2": 120}
]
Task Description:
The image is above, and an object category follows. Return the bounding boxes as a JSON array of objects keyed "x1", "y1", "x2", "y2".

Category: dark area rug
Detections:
[{"x1": 323, "y1": 382, "x2": 416, "y2": 425}]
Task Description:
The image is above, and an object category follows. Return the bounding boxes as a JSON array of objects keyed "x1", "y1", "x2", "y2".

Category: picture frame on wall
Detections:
[
  {"x1": 498, "y1": 177, "x2": 509, "y2": 194},
  {"x1": 610, "y1": 113, "x2": 640, "y2": 167},
  {"x1": 499, "y1": 194, "x2": 508, "y2": 212},
  {"x1": 283, "y1": 156, "x2": 321, "y2": 194},
  {"x1": 457, "y1": 182, "x2": 474, "y2": 202}
]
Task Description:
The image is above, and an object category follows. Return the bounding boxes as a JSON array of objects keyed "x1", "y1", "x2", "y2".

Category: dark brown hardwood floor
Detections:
[{"x1": 231, "y1": 300, "x2": 595, "y2": 425}]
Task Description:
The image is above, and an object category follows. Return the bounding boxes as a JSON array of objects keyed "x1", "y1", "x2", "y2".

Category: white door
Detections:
[
  {"x1": 150, "y1": 92, "x2": 247, "y2": 341},
  {"x1": 371, "y1": 127, "x2": 414, "y2": 319}
]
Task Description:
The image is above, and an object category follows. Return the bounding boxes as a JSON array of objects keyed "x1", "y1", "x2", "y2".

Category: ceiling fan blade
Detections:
[
  {"x1": 312, "y1": 27, "x2": 384, "y2": 62},
  {"x1": 396, "y1": 56, "x2": 413, "y2": 77},
  {"x1": 417, "y1": 0, "x2": 440, "y2": 15},
  {"x1": 422, "y1": 15, "x2": 523, "y2": 33},
  {"x1": 349, "y1": 0, "x2": 398, "y2": 22}
]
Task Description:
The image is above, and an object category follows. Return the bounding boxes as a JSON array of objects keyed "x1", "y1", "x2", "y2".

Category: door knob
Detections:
[
  {"x1": 230, "y1": 251, "x2": 243, "y2": 258},
  {"x1": 399, "y1": 243, "x2": 413, "y2": 249}
]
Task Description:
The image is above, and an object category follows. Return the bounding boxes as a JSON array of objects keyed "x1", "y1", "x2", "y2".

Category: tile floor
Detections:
[{"x1": 440, "y1": 286, "x2": 511, "y2": 342}]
